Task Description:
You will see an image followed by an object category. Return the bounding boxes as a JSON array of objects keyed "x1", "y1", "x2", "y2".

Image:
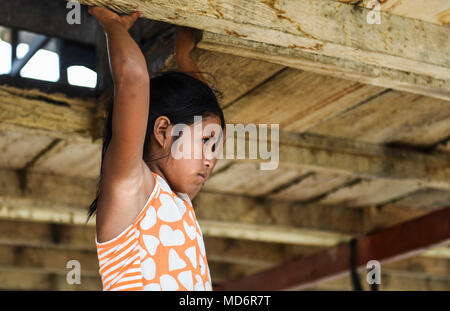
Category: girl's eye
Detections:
[{"x1": 203, "y1": 137, "x2": 216, "y2": 152}]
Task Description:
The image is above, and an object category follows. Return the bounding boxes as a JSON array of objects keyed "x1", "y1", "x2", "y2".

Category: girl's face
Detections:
[{"x1": 163, "y1": 115, "x2": 225, "y2": 198}]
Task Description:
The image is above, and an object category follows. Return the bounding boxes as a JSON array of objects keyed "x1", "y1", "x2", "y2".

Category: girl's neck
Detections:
[{"x1": 146, "y1": 161, "x2": 169, "y2": 187}]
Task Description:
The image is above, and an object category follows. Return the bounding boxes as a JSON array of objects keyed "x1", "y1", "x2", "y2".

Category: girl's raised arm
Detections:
[
  {"x1": 174, "y1": 25, "x2": 208, "y2": 85},
  {"x1": 90, "y1": 7, "x2": 150, "y2": 182}
]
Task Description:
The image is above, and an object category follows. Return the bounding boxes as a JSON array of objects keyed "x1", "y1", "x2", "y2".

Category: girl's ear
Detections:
[{"x1": 153, "y1": 116, "x2": 172, "y2": 148}]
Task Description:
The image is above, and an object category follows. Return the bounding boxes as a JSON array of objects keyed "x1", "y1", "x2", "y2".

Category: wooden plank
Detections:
[
  {"x1": 421, "y1": 246, "x2": 450, "y2": 259},
  {"x1": 163, "y1": 47, "x2": 285, "y2": 107},
  {"x1": 337, "y1": 0, "x2": 450, "y2": 26},
  {"x1": 193, "y1": 191, "x2": 365, "y2": 235},
  {"x1": 0, "y1": 85, "x2": 96, "y2": 141},
  {"x1": 435, "y1": 139, "x2": 450, "y2": 154},
  {"x1": 1, "y1": 83, "x2": 448, "y2": 188},
  {"x1": 30, "y1": 140, "x2": 102, "y2": 178},
  {"x1": 205, "y1": 237, "x2": 324, "y2": 268},
  {"x1": 308, "y1": 91, "x2": 450, "y2": 147},
  {"x1": 223, "y1": 68, "x2": 386, "y2": 132},
  {"x1": 0, "y1": 129, "x2": 54, "y2": 169},
  {"x1": 0, "y1": 168, "x2": 367, "y2": 242},
  {"x1": 198, "y1": 31, "x2": 450, "y2": 101},
  {"x1": 383, "y1": 255, "x2": 450, "y2": 276},
  {"x1": 0, "y1": 219, "x2": 96, "y2": 250},
  {"x1": 199, "y1": 219, "x2": 352, "y2": 246},
  {"x1": 379, "y1": 188, "x2": 450, "y2": 211},
  {"x1": 0, "y1": 245, "x2": 99, "y2": 276},
  {"x1": 216, "y1": 205, "x2": 450, "y2": 290},
  {"x1": 317, "y1": 177, "x2": 423, "y2": 207},
  {"x1": 231, "y1": 131, "x2": 450, "y2": 189},
  {"x1": 307, "y1": 270, "x2": 450, "y2": 291},
  {"x1": 363, "y1": 188, "x2": 450, "y2": 231},
  {"x1": 0, "y1": 268, "x2": 102, "y2": 290},
  {"x1": 203, "y1": 161, "x2": 310, "y2": 196},
  {"x1": 0, "y1": 216, "x2": 326, "y2": 270},
  {"x1": 268, "y1": 171, "x2": 356, "y2": 202},
  {"x1": 75, "y1": 0, "x2": 450, "y2": 79}
]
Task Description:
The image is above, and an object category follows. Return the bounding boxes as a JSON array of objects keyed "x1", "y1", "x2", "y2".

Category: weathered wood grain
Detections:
[
  {"x1": 198, "y1": 31, "x2": 450, "y2": 101},
  {"x1": 75, "y1": 0, "x2": 450, "y2": 80}
]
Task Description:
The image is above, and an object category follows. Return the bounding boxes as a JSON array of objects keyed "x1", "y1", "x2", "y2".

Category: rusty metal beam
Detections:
[{"x1": 216, "y1": 205, "x2": 450, "y2": 290}]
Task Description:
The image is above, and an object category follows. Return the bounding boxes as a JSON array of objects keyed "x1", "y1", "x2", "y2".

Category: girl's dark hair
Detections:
[{"x1": 86, "y1": 70, "x2": 225, "y2": 222}]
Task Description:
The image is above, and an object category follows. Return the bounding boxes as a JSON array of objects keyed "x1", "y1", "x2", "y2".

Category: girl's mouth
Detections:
[{"x1": 197, "y1": 174, "x2": 206, "y2": 182}]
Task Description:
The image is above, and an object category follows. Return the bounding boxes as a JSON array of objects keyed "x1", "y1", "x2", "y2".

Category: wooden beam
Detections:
[
  {"x1": 0, "y1": 168, "x2": 362, "y2": 246},
  {"x1": 0, "y1": 244, "x2": 99, "y2": 276},
  {"x1": 308, "y1": 90, "x2": 450, "y2": 147},
  {"x1": 198, "y1": 31, "x2": 450, "y2": 101},
  {"x1": 1, "y1": 218, "x2": 448, "y2": 289},
  {"x1": 231, "y1": 131, "x2": 450, "y2": 190},
  {"x1": 211, "y1": 261, "x2": 450, "y2": 290},
  {"x1": 2, "y1": 167, "x2": 450, "y2": 242},
  {"x1": 1, "y1": 86, "x2": 448, "y2": 188},
  {"x1": 75, "y1": 0, "x2": 450, "y2": 79},
  {"x1": 420, "y1": 246, "x2": 450, "y2": 259},
  {"x1": 221, "y1": 67, "x2": 386, "y2": 132},
  {"x1": 336, "y1": 0, "x2": 450, "y2": 26},
  {"x1": 0, "y1": 217, "x2": 326, "y2": 270},
  {"x1": 383, "y1": 255, "x2": 450, "y2": 277},
  {"x1": 199, "y1": 220, "x2": 351, "y2": 246},
  {"x1": 0, "y1": 219, "x2": 95, "y2": 250},
  {"x1": 158, "y1": 33, "x2": 286, "y2": 108},
  {"x1": 0, "y1": 84, "x2": 96, "y2": 141},
  {"x1": 204, "y1": 237, "x2": 325, "y2": 268},
  {"x1": 306, "y1": 270, "x2": 450, "y2": 291},
  {"x1": 0, "y1": 268, "x2": 101, "y2": 290},
  {"x1": 216, "y1": 205, "x2": 450, "y2": 290}
]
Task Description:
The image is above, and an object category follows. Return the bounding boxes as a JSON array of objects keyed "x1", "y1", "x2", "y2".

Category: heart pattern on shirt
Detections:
[
  {"x1": 168, "y1": 248, "x2": 186, "y2": 271},
  {"x1": 143, "y1": 234, "x2": 159, "y2": 256},
  {"x1": 184, "y1": 246, "x2": 197, "y2": 269},
  {"x1": 205, "y1": 281, "x2": 212, "y2": 291},
  {"x1": 199, "y1": 254, "x2": 205, "y2": 276},
  {"x1": 140, "y1": 206, "x2": 156, "y2": 230},
  {"x1": 189, "y1": 210, "x2": 195, "y2": 222},
  {"x1": 158, "y1": 194, "x2": 182, "y2": 222},
  {"x1": 177, "y1": 270, "x2": 193, "y2": 291},
  {"x1": 143, "y1": 283, "x2": 161, "y2": 291},
  {"x1": 142, "y1": 257, "x2": 156, "y2": 280},
  {"x1": 159, "y1": 224, "x2": 185, "y2": 246},
  {"x1": 160, "y1": 274, "x2": 179, "y2": 291},
  {"x1": 194, "y1": 274, "x2": 204, "y2": 291},
  {"x1": 196, "y1": 232, "x2": 206, "y2": 256},
  {"x1": 183, "y1": 220, "x2": 197, "y2": 240},
  {"x1": 156, "y1": 175, "x2": 172, "y2": 194},
  {"x1": 174, "y1": 196, "x2": 186, "y2": 216},
  {"x1": 97, "y1": 172, "x2": 212, "y2": 291}
]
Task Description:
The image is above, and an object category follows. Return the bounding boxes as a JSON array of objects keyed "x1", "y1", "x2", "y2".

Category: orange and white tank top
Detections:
[{"x1": 95, "y1": 172, "x2": 212, "y2": 291}]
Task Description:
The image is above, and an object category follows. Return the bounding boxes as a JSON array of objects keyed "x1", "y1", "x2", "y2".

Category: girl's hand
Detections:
[
  {"x1": 88, "y1": 6, "x2": 142, "y2": 31},
  {"x1": 175, "y1": 25, "x2": 196, "y2": 59}
]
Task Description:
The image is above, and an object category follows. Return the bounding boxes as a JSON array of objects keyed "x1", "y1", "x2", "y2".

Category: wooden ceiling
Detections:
[{"x1": 0, "y1": 0, "x2": 449, "y2": 290}]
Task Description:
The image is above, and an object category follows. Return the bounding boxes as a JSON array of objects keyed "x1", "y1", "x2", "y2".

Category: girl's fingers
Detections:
[{"x1": 88, "y1": 6, "x2": 141, "y2": 30}]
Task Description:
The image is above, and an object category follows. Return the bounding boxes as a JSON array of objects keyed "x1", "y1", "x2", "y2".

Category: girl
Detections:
[{"x1": 86, "y1": 6, "x2": 226, "y2": 291}]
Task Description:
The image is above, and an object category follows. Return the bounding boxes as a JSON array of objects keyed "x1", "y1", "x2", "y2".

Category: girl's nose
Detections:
[{"x1": 203, "y1": 157, "x2": 212, "y2": 168}]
